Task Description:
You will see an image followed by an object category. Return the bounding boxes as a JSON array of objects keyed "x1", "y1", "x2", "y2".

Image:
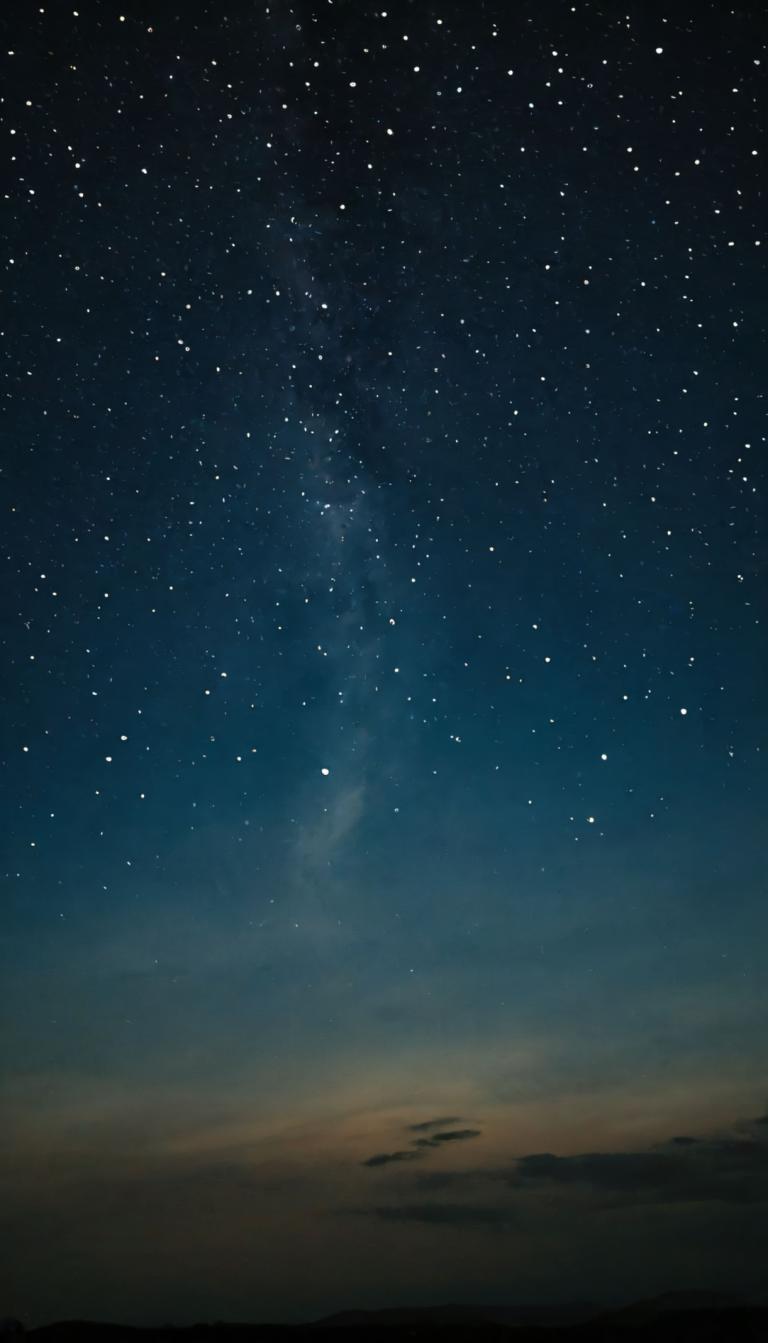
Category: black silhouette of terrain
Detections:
[{"x1": 14, "y1": 1294, "x2": 768, "y2": 1343}]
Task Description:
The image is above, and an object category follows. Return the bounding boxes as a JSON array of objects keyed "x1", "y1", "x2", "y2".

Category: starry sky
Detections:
[{"x1": 1, "y1": 0, "x2": 767, "y2": 1327}]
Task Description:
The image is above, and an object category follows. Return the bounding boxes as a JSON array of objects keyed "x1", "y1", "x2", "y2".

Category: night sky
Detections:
[{"x1": 2, "y1": 0, "x2": 767, "y2": 1327}]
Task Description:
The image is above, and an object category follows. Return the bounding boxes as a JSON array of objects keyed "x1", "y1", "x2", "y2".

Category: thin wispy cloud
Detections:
[
  {"x1": 362, "y1": 1150, "x2": 426, "y2": 1169},
  {"x1": 359, "y1": 1202, "x2": 516, "y2": 1229},
  {"x1": 362, "y1": 1120, "x2": 482, "y2": 1168},
  {"x1": 358, "y1": 1111, "x2": 768, "y2": 1227},
  {"x1": 407, "y1": 1117, "x2": 462, "y2": 1132},
  {"x1": 412, "y1": 1128, "x2": 482, "y2": 1149}
]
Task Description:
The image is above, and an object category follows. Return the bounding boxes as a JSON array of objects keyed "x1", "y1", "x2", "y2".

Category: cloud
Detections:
[
  {"x1": 507, "y1": 1119, "x2": 768, "y2": 1207},
  {"x1": 362, "y1": 1150, "x2": 426, "y2": 1168},
  {"x1": 412, "y1": 1128, "x2": 482, "y2": 1149},
  {"x1": 357, "y1": 1111, "x2": 768, "y2": 1228},
  {"x1": 362, "y1": 1125, "x2": 482, "y2": 1168},
  {"x1": 407, "y1": 1117, "x2": 462, "y2": 1132},
  {"x1": 512, "y1": 1150, "x2": 678, "y2": 1192},
  {"x1": 359, "y1": 1202, "x2": 516, "y2": 1228}
]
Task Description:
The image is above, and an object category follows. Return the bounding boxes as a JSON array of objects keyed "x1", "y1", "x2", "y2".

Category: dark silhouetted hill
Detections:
[
  {"x1": 310, "y1": 1302, "x2": 599, "y2": 1329},
  {"x1": 22, "y1": 1295, "x2": 768, "y2": 1343}
]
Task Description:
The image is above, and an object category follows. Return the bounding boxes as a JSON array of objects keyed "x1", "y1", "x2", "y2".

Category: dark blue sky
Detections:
[{"x1": 1, "y1": 0, "x2": 767, "y2": 1326}]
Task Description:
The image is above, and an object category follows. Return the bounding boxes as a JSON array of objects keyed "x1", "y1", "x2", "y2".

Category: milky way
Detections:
[{"x1": 2, "y1": 0, "x2": 766, "y2": 1326}]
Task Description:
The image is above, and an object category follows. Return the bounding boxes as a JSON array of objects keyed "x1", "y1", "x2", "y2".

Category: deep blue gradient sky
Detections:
[{"x1": 1, "y1": 0, "x2": 767, "y2": 1326}]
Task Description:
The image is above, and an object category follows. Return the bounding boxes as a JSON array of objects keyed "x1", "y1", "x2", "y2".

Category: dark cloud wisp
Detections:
[
  {"x1": 509, "y1": 1126, "x2": 768, "y2": 1206},
  {"x1": 412, "y1": 1128, "x2": 483, "y2": 1149},
  {"x1": 362, "y1": 1150, "x2": 426, "y2": 1169},
  {"x1": 362, "y1": 1125, "x2": 482, "y2": 1168},
  {"x1": 407, "y1": 1117, "x2": 463, "y2": 1132},
  {"x1": 359, "y1": 1202, "x2": 516, "y2": 1229}
]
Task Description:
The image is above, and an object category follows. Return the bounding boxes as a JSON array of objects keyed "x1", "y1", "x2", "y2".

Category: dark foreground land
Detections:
[{"x1": 14, "y1": 1296, "x2": 768, "y2": 1343}]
